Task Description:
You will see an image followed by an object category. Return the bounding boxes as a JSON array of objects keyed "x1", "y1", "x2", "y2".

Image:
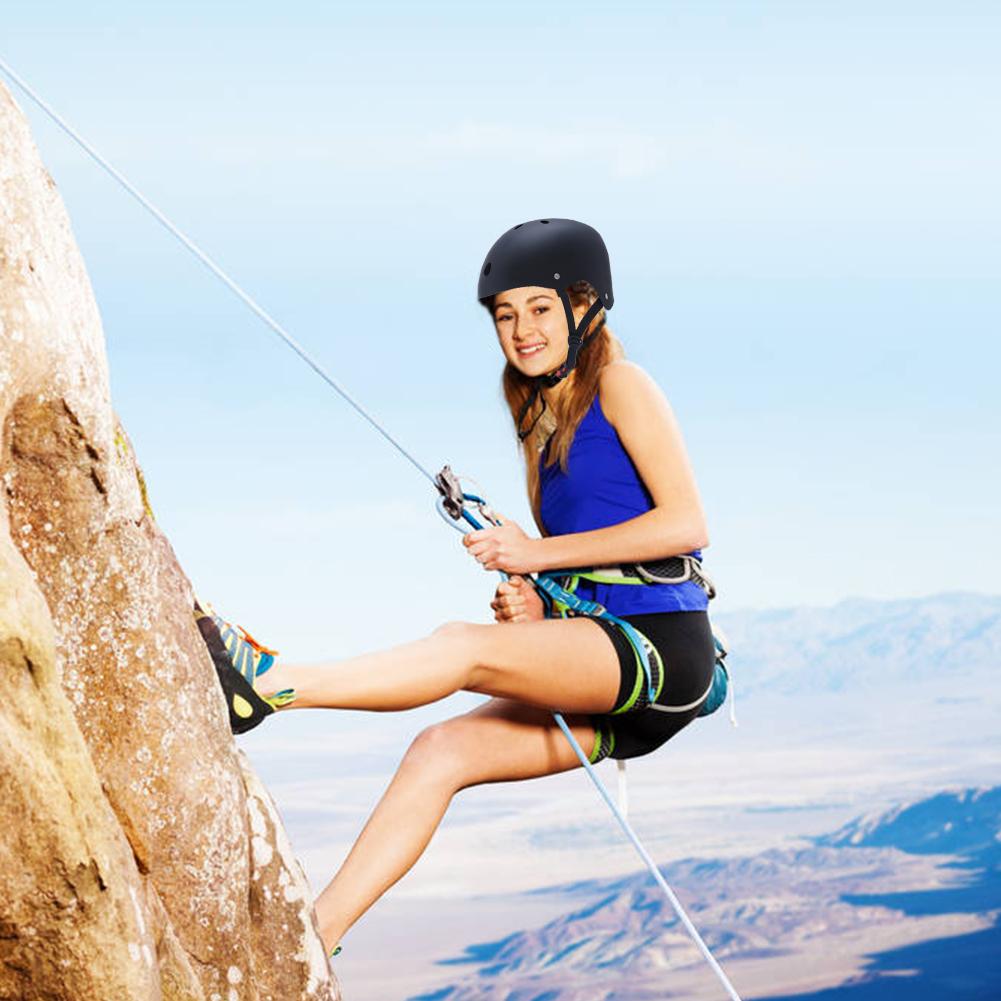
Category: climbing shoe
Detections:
[
  {"x1": 329, "y1": 943, "x2": 342, "y2": 960},
  {"x1": 194, "y1": 598, "x2": 296, "y2": 734}
]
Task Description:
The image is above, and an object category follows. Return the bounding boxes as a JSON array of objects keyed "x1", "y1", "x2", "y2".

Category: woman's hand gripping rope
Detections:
[
  {"x1": 490, "y1": 575, "x2": 547, "y2": 624},
  {"x1": 455, "y1": 503, "x2": 549, "y2": 623},
  {"x1": 432, "y1": 469, "x2": 551, "y2": 618},
  {"x1": 462, "y1": 515, "x2": 542, "y2": 576}
]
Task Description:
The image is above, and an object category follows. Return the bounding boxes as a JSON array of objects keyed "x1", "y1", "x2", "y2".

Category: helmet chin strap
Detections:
[
  {"x1": 516, "y1": 296, "x2": 607, "y2": 442},
  {"x1": 543, "y1": 293, "x2": 606, "y2": 388}
]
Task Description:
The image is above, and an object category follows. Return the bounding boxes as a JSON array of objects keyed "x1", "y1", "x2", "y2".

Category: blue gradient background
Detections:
[
  {"x1": 5, "y1": 9, "x2": 1000, "y2": 997},
  {"x1": 3, "y1": 2, "x2": 998, "y2": 671}
]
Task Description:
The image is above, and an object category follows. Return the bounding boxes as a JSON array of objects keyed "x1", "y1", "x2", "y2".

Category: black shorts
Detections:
[{"x1": 585, "y1": 611, "x2": 716, "y2": 763}]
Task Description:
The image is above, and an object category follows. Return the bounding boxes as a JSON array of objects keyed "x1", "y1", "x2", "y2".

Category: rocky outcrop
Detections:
[{"x1": 0, "y1": 81, "x2": 338, "y2": 1000}]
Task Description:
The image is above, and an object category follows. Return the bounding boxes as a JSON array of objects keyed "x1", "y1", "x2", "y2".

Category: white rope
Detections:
[
  {"x1": 0, "y1": 55, "x2": 435, "y2": 489},
  {"x1": 616, "y1": 759, "x2": 630, "y2": 818},
  {"x1": 438, "y1": 494, "x2": 743, "y2": 999},
  {"x1": 0, "y1": 57, "x2": 742, "y2": 1000},
  {"x1": 553, "y1": 714, "x2": 743, "y2": 1000}
]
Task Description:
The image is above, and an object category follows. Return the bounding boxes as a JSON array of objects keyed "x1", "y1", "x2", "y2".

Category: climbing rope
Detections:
[
  {"x1": 0, "y1": 56, "x2": 742, "y2": 1000},
  {"x1": 435, "y1": 488, "x2": 741, "y2": 998},
  {"x1": 0, "y1": 57, "x2": 435, "y2": 490}
]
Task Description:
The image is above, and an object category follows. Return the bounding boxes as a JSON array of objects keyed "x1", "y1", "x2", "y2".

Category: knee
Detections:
[
  {"x1": 429, "y1": 620, "x2": 487, "y2": 691},
  {"x1": 430, "y1": 619, "x2": 474, "y2": 640},
  {"x1": 404, "y1": 722, "x2": 472, "y2": 788},
  {"x1": 430, "y1": 620, "x2": 481, "y2": 671}
]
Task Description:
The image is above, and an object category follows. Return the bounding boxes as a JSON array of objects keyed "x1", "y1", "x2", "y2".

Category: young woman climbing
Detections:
[{"x1": 197, "y1": 218, "x2": 718, "y2": 964}]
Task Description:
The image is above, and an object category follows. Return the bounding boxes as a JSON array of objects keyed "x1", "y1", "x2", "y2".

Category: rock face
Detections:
[{"x1": 0, "y1": 83, "x2": 339, "y2": 1000}]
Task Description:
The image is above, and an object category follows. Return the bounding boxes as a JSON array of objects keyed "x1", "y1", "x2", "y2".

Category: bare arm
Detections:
[{"x1": 534, "y1": 361, "x2": 709, "y2": 572}]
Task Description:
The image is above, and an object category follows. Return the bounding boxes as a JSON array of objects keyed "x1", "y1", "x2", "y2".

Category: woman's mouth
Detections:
[{"x1": 517, "y1": 343, "x2": 546, "y2": 357}]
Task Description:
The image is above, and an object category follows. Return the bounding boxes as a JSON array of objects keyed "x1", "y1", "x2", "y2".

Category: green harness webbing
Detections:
[{"x1": 534, "y1": 566, "x2": 734, "y2": 724}]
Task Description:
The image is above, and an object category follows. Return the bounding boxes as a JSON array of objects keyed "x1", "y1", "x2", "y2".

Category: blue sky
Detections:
[{"x1": 3, "y1": 2, "x2": 999, "y2": 671}]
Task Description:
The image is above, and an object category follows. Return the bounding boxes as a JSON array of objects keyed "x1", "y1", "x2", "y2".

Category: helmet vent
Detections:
[
  {"x1": 514, "y1": 224, "x2": 523, "y2": 229},
  {"x1": 483, "y1": 262, "x2": 491, "y2": 276},
  {"x1": 540, "y1": 219, "x2": 550, "y2": 224}
]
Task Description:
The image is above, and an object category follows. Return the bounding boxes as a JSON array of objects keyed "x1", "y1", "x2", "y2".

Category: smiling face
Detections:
[{"x1": 492, "y1": 286, "x2": 590, "y2": 376}]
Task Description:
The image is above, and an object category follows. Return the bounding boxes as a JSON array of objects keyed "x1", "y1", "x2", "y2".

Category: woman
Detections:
[{"x1": 199, "y1": 218, "x2": 717, "y2": 962}]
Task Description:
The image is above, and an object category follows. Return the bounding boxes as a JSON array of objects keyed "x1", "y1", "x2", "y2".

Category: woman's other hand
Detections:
[{"x1": 490, "y1": 575, "x2": 547, "y2": 623}]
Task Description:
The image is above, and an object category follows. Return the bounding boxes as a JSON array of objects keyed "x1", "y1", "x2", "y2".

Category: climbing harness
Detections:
[
  {"x1": 527, "y1": 554, "x2": 736, "y2": 858},
  {"x1": 538, "y1": 559, "x2": 737, "y2": 725},
  {"x1": 560, "y1": 553, "x2": 718, "y2": 595},
  {"x1": 533, "y1": 568, "x2": 735, "y2": 722},
  {"x1": 0, "y1": 58, "x2": 743, "y2": 1001}
]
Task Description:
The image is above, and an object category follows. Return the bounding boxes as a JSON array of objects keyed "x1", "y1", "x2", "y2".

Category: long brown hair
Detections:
[{"x1": 481, "y1": 280, "x2": 626, "y2": 534}]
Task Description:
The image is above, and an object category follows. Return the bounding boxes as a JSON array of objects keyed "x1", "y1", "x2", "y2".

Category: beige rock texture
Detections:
[{"x1": 0, "y1": 81, "x2": 340, "y2": 1000}]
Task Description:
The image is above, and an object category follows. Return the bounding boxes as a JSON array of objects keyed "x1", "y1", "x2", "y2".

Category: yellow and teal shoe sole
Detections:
[{"x1": 196, "y1": 613, "x2": 277, "y2": 734}]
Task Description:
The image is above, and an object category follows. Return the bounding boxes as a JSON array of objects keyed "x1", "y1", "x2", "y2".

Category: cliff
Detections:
[{"x1": 0, "y1": 81, "x2": 340, "y2": 1001}]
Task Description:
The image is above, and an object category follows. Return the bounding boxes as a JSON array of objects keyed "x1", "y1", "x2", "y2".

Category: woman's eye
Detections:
[{"x1": 497, "y1": 307, "x2": 548, "y2": 322}]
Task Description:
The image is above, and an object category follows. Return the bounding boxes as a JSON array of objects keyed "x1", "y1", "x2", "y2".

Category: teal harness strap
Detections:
[
  {"x1": 534, "y1": 572, "x2": 660, "y2": 707},
  {"x1": 534, "y1": 570, "x2": 733, "y2": 722}
]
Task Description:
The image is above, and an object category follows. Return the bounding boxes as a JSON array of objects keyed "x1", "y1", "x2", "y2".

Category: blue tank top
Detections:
[{"x1": 538, "y1": 391, "x2": 708, "y2": 616}]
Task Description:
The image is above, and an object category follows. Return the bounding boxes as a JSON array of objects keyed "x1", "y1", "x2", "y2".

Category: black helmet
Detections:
[{"x1": 477, "y1": 218, "x2": 614, "y2": 389}]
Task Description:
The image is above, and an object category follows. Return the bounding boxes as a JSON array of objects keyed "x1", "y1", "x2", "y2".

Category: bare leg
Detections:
[
  {"x1": 314, "y1": 734, "x2": 455, "y2": 951},
  {"x1": 259, "y1": 626, "x2": 474, "y2": 711},
  {"x1": 313, "y1": 698, "x2": 600, "y2": 954},
  {"x1": 258, "y1": 617, "x2": 622, "y2": 717}
]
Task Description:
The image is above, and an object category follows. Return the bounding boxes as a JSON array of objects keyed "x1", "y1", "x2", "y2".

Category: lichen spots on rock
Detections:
[
  {"x1": 248, "y1": 797, "x2": 275, "y2": 873},
  {"x1": 6, "y1": 394, "x2": 106, "y2": 556},
  {"x1": 1, "y1": 80, "x2": 340, "y2": 999},
  {"x1": 113, "y1": 422, "x2": 154, "y2": 522}
]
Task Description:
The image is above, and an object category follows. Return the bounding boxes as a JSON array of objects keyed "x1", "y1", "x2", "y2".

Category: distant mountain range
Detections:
[
  {"x1": 410, "y1": 784, "x2": 1001, "y2": 1001},
  {"x1": 712, "y1": 591, "x2": 1001, "y2": 696},
  {"x1": 816, "y1": 786, "x2": 1001, "y2": 861}
]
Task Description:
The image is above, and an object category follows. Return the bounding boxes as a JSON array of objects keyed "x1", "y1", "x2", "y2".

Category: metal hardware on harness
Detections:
[
  {"x1": 434, "y1": 465, "x2": 501, "y2": 529},
  {"x1": 635, "y1": 555, "x2": 715, "y2": 595},
  {"x1": 554, "y1": 554, "x2": 717, "y2": 600},
  {"x1": 434, "y1": 465, "x2": 466, "y2": 520}
]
